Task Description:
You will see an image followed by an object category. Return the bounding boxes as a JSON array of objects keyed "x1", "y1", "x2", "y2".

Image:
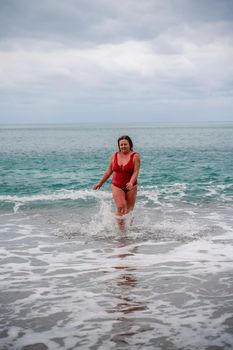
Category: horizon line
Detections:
[{"x1": 1, "y1": 120, "x2": 233, "y2": 125}]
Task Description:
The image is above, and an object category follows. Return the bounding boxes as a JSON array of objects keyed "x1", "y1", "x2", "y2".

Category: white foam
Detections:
[
  {"x1": 139, "y1": 183, "x2": 187, "y2": 207},
  {"x1": 0, "y1": 189, "x2": 112, "y2": 213},
  {"x1": 139, "y1": 183, "x2": 233, "y2": 205},
  {"x1": 1, "y1": 207, "x2": 233, "y2": 350}
]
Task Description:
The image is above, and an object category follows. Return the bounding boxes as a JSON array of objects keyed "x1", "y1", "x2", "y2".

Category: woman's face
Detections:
[{"x1": 119, "y1": 139, "x2": 130, "y2": 153}]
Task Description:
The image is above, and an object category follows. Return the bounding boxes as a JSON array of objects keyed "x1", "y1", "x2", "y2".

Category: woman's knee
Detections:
[
  {"x1": 126, "y1": 205, "x2": 134, "y2": 213},
  {"x1": 116, "y1": 203, "x2": 127, "y2": 215}
]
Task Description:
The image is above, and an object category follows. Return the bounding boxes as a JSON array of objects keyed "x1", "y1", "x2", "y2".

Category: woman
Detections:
[{"x1": 93, "y1": 135, "x2": 140, "y2": 227}]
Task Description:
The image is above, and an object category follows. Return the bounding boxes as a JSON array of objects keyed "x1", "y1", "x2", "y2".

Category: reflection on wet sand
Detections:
[
  {"x1": 107, "y1": 267, "x2": 145, "y2": 314},
  {"x1": 106, "y1": 239, "x2": 147, "y2": 344}
]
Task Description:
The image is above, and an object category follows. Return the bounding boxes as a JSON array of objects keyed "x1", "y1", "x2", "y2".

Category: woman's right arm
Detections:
[{"x1": 93, "y1": 154, "x2": 114, "y2": 190}]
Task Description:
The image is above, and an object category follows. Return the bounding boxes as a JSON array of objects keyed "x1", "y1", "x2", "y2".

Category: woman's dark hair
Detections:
[{"x1": 118, "y1": 135, "x2": 133, "y2": 151}]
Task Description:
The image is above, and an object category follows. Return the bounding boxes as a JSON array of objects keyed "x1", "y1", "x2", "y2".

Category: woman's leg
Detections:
[
  {"x1": 126, "y1": 186, "x2": 137, "y2": 213},
  {"x1": 125, "y1": 186, "x2": 138, "y2": 226},
  {"x1": 112, "y1": 185, "x2": 128, "y2": 215},
  {"x1": 112, "y1": 185, "x2": 127, "y2": 230}
]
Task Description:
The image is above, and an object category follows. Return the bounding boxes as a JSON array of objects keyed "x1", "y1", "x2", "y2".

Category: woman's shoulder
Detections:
[
  {"x1": 132, "y1": 152, "x2": 140, "y2": 165},
  {"x1": 132, "y1": 151, "x2": 140, "y2": 158},
  {"x1": 111, "y1": 151, "x2": 118, "y2": 156},
  {"x1": 110, "y1": 152, "x2": 118, "y2": 160}
]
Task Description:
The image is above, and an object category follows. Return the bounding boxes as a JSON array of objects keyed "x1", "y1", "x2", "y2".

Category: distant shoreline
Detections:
[{"x1": 1, "y1": 121, "x2": 233, "y2": 129}]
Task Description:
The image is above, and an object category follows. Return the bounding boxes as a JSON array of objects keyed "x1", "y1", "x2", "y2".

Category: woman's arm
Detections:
[
  {"x1": 126, "y1": 153, "x2": 140, "y2": 190},
  {"x1": 93, "y1": 155, "x2": 114, "y2": 190}
]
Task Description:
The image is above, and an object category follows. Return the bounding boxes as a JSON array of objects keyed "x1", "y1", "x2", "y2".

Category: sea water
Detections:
[{"x1": 0, "y1": 123, "x2": 233, "y2": 349}]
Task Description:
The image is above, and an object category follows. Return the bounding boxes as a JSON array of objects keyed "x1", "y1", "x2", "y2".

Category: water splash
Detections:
[{"x1": 53, "y1": 201, "x2": 219, "y2": 243}]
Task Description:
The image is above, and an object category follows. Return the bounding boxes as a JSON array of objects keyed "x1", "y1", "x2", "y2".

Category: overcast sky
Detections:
[{"x1": 0, "y1": 0, "x2": 233, "y2": 123}]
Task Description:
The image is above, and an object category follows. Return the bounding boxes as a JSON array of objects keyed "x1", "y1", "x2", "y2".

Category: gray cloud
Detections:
[
  {"x1": 0, "y1": 0, "x2": 233, "y2": 123},
  {"x1": 1, "y1": 0, "x2": 233, "y2": 43}
]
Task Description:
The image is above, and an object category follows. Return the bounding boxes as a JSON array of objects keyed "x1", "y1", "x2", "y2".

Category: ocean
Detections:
[{"x1": 0, "y1": 123, "x2": 233, "y2": 349}]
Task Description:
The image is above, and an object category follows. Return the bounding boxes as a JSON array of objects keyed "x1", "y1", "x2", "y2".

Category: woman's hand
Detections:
[
  {"x1": 93, "y1": 183, "x2": 101, "y2": 190},
  {"x1": 126, "y1": 182, "x2": 133, "y2": 191}
]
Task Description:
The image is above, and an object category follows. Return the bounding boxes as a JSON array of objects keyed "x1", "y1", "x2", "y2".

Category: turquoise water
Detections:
[
  {"x1": 1, "y1": 123, "x2": 233, "y2": 350},
  {"x1": 1, "y1": 123, "x2": 233, "y2": 210}
]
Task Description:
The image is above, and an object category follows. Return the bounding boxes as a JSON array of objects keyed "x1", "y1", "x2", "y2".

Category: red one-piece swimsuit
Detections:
[{"x1": 112, "y1": 152, "x2": 137, "y2": 192}]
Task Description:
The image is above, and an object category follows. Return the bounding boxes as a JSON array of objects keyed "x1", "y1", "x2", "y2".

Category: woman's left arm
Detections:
[{"x1": 126, "y1": 153, "x2": 141, "y2": 190}]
